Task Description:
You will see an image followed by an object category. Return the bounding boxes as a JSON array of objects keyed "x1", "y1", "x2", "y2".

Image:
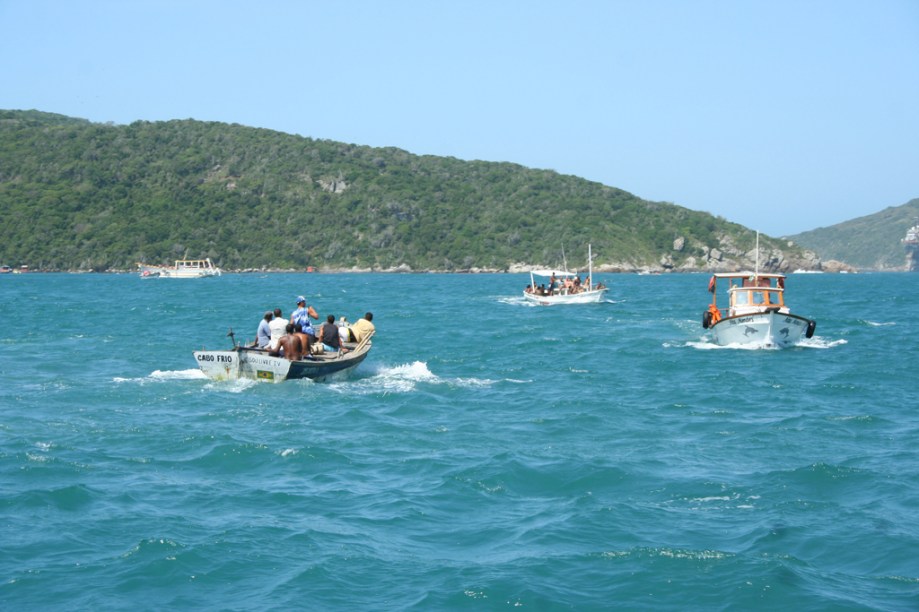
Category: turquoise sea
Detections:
[{"x1": 2, "y1": 272, "x2": 918, "y2": 610}]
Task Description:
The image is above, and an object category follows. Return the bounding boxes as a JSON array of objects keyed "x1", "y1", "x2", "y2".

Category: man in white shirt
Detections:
[{"x1": 268, "y1": 308, "x2": 288, "y2": 350}]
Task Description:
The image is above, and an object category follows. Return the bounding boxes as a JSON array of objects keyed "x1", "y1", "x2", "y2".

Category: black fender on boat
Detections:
[
  {"x1": 702, "y1": 310, "x2": 713, "y2": 329},
  {"x1": 805, "y1": 319, "x2": 817, "y2": 339}
]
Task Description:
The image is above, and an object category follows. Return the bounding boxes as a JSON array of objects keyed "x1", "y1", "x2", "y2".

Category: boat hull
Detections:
[
  {"x1": 194, "y1": 343, "x2": 370, "y2": 382},
  {"x1": 141, "y1": 268, "x2": 220, "y2": 278},
  {"x1": 710, "y1": 312, "x2": 814, "y2": 348},
  {"x1": 523, "y1": 288, "x2": 608, "y2": 305}
]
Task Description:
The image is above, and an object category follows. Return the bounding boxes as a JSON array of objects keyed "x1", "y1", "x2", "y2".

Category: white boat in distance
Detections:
[
  {"x1": 138, "y1": 258, "x2": 221, "y2": 278},
  {"x1": 702, "y1": 272, "x2": 816, "y2": 348},
  {"x1": 523, "y1": 244, "x2": 608, "y2": 305}
]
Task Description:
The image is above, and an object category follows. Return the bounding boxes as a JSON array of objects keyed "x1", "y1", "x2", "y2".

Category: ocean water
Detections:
[{"x1": 1, "y1": 271, "x2": 918, "y2": 610}]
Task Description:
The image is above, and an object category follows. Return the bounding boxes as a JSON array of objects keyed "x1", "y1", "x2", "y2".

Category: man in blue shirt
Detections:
[
  {"x1": 290, "y1": 296, "x2": 318, "y2": 337},
  {"x1": 255, "y1": 311, "x2": 272, "y2": 348}
]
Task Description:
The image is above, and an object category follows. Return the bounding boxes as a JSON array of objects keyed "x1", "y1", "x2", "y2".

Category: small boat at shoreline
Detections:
[
  {"x1": 702, "y1": 272, "x2": 816, "y2": 348},
  {"x1": 139, "y1": 258, "x2": 221, "y2": 278},
  {"x1": 523, "y1": 244, "x2": 608, "y2": 305},
  {"x1": 194, "y1": 332, "x2": 373, "y2": 382}
]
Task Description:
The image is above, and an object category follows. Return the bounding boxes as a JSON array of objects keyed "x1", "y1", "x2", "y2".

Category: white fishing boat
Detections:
[
  {"x1": 138, "y1": 257, "x2": 221, "y2": 278},
  {"x1": 702, "y1": 272, "x2": 816, "y2": 347},
  {"x1": 194, "y1": 331, "x2": 374, "y2": 382},
  {"x1": 523, "y1": 244, "x2": 608, "y2": 305}
]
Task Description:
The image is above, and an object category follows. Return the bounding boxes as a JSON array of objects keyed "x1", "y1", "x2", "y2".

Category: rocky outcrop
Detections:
[{"x1": 687, "y1": 233, "x2": 821, "y2": 272}]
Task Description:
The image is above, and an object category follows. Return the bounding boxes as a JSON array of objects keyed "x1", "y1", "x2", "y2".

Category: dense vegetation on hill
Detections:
[
  {"x1": 1, "y1": 109, "x2": 813, "y2": 272},
  {"x1": 788, "y1": 199, "x2": 919, "y2": 270}
]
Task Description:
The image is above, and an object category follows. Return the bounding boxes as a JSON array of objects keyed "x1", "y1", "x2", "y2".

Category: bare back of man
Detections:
[
  {"x1": 277, "y1": 334, "x2": 303, "y2": 361},
  {"x1": 293, "y1": 331, "x2": 312, "y2": 356}
]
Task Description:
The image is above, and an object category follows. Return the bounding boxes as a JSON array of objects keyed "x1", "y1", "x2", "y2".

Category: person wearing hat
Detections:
[{"x1": 290, "y1": 295, "x2": 319, "y2": 339}]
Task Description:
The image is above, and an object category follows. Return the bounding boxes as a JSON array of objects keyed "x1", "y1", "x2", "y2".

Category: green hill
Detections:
[
  {"x1": 787, "y1": 199, "x2": 919, "y2": 270},
  {"x1": 0, "y1": 109, "x2": 818, "y2": 272}
]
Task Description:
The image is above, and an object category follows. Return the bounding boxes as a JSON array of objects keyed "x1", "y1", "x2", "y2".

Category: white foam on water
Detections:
[
  {"x1": 333, "y1": 361, "x2": 498, "y2": 394},
  {"x1": 681, "y1": 336, "x2": 846, "y2": 350},
  {"x1": 500, "y1": 295, "x2": 540, "y2": 307},
  {"x1": 150, "y1": 368, "x2": 209, "y2": 380},
  {"x1": 795, "y1": 336, "x2": 848, "y2": 349},
  {"x1": 113, "y1": 369, "x2": 208, "y2": 383},
  {"x1": 203, "y1": 377, "x2": 259, "y2": 393},
  {"x1": 682, "y1": 340, "x2": 769, "y2": 351},
  {"x1": 380, "y1": 361, "x2": 439, "y2": 382}
]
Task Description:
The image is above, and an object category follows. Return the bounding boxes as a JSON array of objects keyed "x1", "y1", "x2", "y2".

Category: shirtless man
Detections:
[
  {"x1": 270, "y1": 323, "x2": 303, "y2": 361},
  {"x1": 293, "y1": 324, "x2": 313, "y2": 357}
]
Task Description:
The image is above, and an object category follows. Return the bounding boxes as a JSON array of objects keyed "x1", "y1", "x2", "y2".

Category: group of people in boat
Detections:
[
  {"x1": 524, "y1": 273, "x2": 606, "y2": 297},
  {"x1": 252, "y1": 295, "x2": 374, "y2": 361}
]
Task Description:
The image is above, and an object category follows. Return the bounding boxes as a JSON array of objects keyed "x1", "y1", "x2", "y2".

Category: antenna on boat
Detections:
[
  {"x1": 226, "y1": 327, "x2": 238, "y2": 348},
  {"x1": 754, "y1": 231, "x2": 760, "y2": 279}
]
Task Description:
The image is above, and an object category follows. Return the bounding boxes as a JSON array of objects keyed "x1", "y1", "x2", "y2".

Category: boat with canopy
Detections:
[
  {"x1": 139, "y1": 257, "x2": 221, "y2": 278},
  {"x1": 523, "y1": 244, "x2": 608, "y2": 305},
  {"x1": 702, "y1": 234, "x2": 816, "y2": 347}
]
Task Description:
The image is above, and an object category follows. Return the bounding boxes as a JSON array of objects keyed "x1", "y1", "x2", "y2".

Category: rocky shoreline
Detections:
[{"x1": 36, "y1": 260, "x2": 862, "y2": 274}]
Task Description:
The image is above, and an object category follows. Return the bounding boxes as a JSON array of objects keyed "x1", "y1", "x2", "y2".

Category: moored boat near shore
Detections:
[{"x1": 139, "y1": 257, "x2": 221, "y2": 278}]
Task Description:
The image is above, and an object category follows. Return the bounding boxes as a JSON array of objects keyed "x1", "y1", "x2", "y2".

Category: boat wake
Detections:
[
  {"x1": 114, "y1": 368, "x2": 259, "y2": 392},
  {"x1": 679, "y1": 336, "x2": 847, "y2": 350},
  {"x1": 796, "y1": 336, "x2": 848, "y2": 349},
  {"x1": 116, "y1": 362, "x2": 509, "y2": 394},
  {"x1": 113, "y1": 369, "x2": 208, "y2": 383},
  {"x1": 499, "y1": 295, "x2": 539, "y2": 307},
  {"x1": 329, "y1": 361, "x2": 499, "y2": 394}
]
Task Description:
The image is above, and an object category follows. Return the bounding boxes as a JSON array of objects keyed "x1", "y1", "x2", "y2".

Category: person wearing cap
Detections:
[{"x1": 290, "y1": 295, "x2": 319, "y2": 339}]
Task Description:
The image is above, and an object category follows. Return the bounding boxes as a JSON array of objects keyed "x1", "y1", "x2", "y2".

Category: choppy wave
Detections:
[{"x1": 4, "y1": 272, "x2": 918, "y2": 610}]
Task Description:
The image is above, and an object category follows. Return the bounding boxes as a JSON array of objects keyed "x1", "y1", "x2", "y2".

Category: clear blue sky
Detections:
[{"x1": 2, "y1": 0, "x2": 917, "y2": 236}]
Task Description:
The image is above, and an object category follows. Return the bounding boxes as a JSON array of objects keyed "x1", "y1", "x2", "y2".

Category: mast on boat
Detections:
[{"x1": 588, "y1": 243, "x2": 594, "y2": 288}]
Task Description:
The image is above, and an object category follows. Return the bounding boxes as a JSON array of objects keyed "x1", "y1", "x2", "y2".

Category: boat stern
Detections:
[{"x1": 193, "y1": 350, "x2": 241, "y2": 380}]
